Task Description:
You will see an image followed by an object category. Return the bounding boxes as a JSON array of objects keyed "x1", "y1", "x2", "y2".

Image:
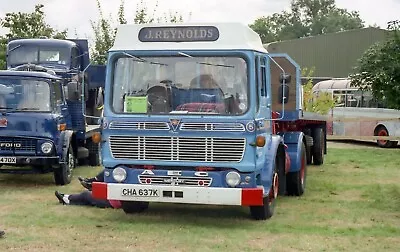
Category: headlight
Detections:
[
  {"x1": 226, "y1": 171, "x2": 241, "y2": 187},
  {"x1": 113, "y1": 167, "x2": 127, "y2": 182},
  {"x1": 41, "y1": 142, "x2": 53, "y2": 154}
]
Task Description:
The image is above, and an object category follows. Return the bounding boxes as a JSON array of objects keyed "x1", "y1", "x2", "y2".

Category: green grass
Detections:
[{"x1": 1, "y1": 145, "x2": 400, "y2": 251}]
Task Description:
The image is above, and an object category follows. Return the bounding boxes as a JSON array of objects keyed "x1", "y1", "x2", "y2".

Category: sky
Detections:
[{"x1": 0, "y1": 0, "x2": 399, "y2": 41}]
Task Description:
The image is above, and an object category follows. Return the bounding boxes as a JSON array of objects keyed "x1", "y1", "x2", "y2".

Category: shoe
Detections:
[
  {"x1": 78, "y1": 176, "x2": 95, "y2": 190},
  {"x1": 55, "y1": 191, "x2": 66, "y2": 205},
  {"x1": 0, "y1": 230, "x2": 4, "y2": 238}
]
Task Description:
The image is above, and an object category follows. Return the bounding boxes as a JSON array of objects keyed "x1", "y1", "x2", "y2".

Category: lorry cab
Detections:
[
  {"x1": 0, "y1": 38, "x2": 106, "y2": 185},
  {"x1": 93, "y1": 23, "x2": 324, "y2": 220}
]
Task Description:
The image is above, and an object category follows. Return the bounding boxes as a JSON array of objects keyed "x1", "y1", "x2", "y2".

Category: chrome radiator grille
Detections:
[
  {"x1": 180, "y1": 123, "x2": 245, "y2": 131},
  {"x1": 109, "y1": 122, "x2": 169, "y2": 130},
  {"x1": 109, "y1": 136, "x2": 246, "y2": 162},
  {"x1": 139, "y1": 175, "x2": 212, "y2": 187}
]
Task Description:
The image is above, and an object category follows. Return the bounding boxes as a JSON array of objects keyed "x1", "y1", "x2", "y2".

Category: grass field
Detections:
[{"x1": 0, "y1": 142, "x2": 399, "y2": 251}]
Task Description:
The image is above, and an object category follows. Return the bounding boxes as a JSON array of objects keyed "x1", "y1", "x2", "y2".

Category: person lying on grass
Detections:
[
  {"x1": 77, "y1": 170, "x2": 104, "y2": 191},
  {"x1": 55, "y1": 170, "x2": 121, "y2": 209}
]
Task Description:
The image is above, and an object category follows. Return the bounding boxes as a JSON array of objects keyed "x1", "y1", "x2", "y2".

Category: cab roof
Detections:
[
  {"x1": 7, "y1": 38, "x2": 76, "y2": 48},
  {"x1": 111, "y1": 22, "x2": 268, "y2": 53},
  {"x1": 0, "y1": 70, "x2": 61, "y2": 80}
]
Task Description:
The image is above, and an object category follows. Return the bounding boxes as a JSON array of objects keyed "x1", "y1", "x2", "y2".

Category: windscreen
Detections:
[
  {"x1": 111, "y1": 56, "x2": 248, "y2": 115},
  {"x1": 0, "y1": 78, "x2": 51, "y2": 112},
  {"x1": 8, "y1": 44, "x2": 70, "y2": 67}
]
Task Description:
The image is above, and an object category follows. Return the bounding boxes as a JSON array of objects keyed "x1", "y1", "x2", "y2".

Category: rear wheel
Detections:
[
  {"x1": 375, "y1": 126, "x2": 397, "y2": 148},
  {"x1": 312, "y1": 128, "x2": 325, "y2": 165},
  {"x1": 286, "y1": 143, "x2": 307, "y2": 196},
  {"x1": 250, "y1": 162, "x2": 279, "y2": 220},
  {"x1": 87, "y1": 140, "x2": 100, "y2": 166},
  {"x1": 121, "y1": 201, "x2": 149, "y2": 214}
]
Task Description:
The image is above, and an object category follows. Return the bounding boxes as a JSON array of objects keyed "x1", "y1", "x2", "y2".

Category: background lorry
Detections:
[
  {"x1": 0, "y1": 38, "x2": 105, "y2": 185},
  {"x1": 92, "y1": 23, "x2": 327, "y2": 220}
]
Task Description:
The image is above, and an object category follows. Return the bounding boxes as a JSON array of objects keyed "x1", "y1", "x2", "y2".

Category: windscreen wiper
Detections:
[
  {"x1": 15, "y1": 107, "x2": 40, "y2": 111},
  {"x1": 123, "y1": 52, "x2": 168, "y2": 66},
  {"x1": 178, "y1": 52, "x2": 234, "y2": 68},
  {"x1": 8, "y1": 45, "x2": 22, "y2": 52}
]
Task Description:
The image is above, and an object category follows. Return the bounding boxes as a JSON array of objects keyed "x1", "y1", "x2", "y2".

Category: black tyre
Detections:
[
  {"x1": 312, "y1": 128, "x2": 325, "y2": 165},
  {"x1": 54, "y1": 144, "x2": 74, "y2": 185},
  {"x1": 375, "y1": 126, "x2": 397, "y2": 148},
  {"x1": 250, "y1": 162, "x2": 279, "y2": 220},
  {"x1": 87, "y1": 140, "x2": 100, "y2": 166},
  {"x1": 286, "y1": 143, "x2": 307, "y2": 196},
  {"x1": 121, "y1": 201, "x2": 149, "y2": 214},
  {"x1": 277, "y1": 150, "x2": 287, "y2": 196}
]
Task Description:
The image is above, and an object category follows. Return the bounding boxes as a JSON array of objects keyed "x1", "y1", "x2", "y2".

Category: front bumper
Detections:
[
  {"x1": 0, "y1": 156, "x2": 60, "y2": 166},
  {"x1": 92, "y1": 182, "x2": 264, "y2": 206}
]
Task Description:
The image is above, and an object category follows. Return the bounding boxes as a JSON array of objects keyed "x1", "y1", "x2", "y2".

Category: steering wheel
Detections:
[{"x1": 146, "y1": 85, "x2": 171, "y2": 113}]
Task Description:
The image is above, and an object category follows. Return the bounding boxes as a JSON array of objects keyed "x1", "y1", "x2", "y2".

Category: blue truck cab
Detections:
[
  {"x1": 92, "y1": 23, "x2": 327, "y2": 220},
  {"x1": 0, "y1": 38, "x2": 105, "y2": 185}
]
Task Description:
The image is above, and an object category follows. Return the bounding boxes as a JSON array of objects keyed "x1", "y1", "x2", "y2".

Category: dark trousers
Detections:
[{"x1": 68, "y1": 191, "x2": 112, "y2": 208}]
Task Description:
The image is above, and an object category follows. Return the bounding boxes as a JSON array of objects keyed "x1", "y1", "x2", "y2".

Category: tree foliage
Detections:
[
  {"x1": 250, "y1": 0, "x2": 364, "y2": 43},
  {"x1": 90, "y1": 0, "x2": 185, "y2": 64},
  {"x1": 0, "y1": 4, "x2": 67, "y2": 69},
  {"x1": 302, "y1": 67, "x2": 336, "y2": 114},
  {"x1": 351, "y1": 20, "x2": 400, "y2": 109}
]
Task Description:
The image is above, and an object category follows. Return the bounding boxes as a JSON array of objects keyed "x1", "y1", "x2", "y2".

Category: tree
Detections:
[
  {"x1": 250, "y1": 0, "x2": 364, "y2": 43},
  {"x1": 350, "y1": 20, "x2": 400, "y2": 109},
  {"x1": 0, "y1": 4, "x2": 67, "y2": 69},
  {"x1": 90, "y1": 0, "x2": 185, "y2": 64},
  {"x1": 302, "y1": 67, "x2": 336, "y2": 114}
]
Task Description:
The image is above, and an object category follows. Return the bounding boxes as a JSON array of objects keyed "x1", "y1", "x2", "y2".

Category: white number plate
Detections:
[
  {"x1": 0, "y1": 157, "x2": 17, "y2": 164},
  {"x1": 121, "y1": 188, "x2": 160, "y2": 197}
]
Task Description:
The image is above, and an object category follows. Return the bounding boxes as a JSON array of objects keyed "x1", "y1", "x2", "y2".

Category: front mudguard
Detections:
[
  {"x1": 256, "y1": 135, "x2": 284, "y2": 196},
  {"x1": 58, "y1": 130, "x2": 74, "y2": 163},
  {"x1": 281, "y1": 132, "x2": 305, "y2": 173}
]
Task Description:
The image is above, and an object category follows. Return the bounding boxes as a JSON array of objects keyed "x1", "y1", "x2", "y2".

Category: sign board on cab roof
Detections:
[{"x1": 111, "y1": 23, "x2": 268, "y2": 53}]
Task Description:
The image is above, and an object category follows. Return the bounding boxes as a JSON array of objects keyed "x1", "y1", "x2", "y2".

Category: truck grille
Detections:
[
  {"x1": 109, "y1": 122, "x2": 169, "y2": 130},
  {"x1": 109, "y1": 136, "x2": 246, "y2": 162},
  {"x1": 0, "y1": 137, "x2": 37, "y2": 153},
  {"x1": 179, "y1": 123, "x2": 245, "y2": 132},
  {"x1": 138, "y1": 175, "x2": 212, "y2": 187}
]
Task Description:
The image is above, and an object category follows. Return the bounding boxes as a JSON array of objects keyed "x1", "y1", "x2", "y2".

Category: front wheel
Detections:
[
  {"x1": 250, "y1": 164, "x2": 279, "y2": 220},
  {"x1": 121, "y1": 201, "x2": 149, "y2": 214},
  {"x1": 54, "y1": 144, "x2": 74, "y2": 185}
]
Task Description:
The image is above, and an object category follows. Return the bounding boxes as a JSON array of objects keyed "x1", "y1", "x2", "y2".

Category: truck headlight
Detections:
[
  {"x1": 113, "y1": 167, "x2": 127, "y2": 182},
  {"x1": 226, "y1": 171, "x2": 241, "y2": 187},
  {"x1": 41, "y1": 142, "x2": 53, "y2": 154}
]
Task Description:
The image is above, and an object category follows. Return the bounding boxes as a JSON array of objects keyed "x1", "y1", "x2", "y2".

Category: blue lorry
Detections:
[
  {"x1": 92, "y1": 23, "x2": 327, "y2": 220},
  {"x1": 0, "y1": 38, "x2": 105, "y2": 185}
]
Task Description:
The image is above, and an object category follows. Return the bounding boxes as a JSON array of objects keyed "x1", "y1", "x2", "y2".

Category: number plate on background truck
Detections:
[
  {"x1": 121, "y1": 188, "x2": 160, "y2": 197},
  {"x1": 0, "y1": 157, "x2": 16, "y2": 164}
]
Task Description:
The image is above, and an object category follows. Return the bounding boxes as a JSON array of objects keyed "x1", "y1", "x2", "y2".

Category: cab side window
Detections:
[
  {"x1": 71, "y1": 47, "x2": 80, "y2": 69},
  {"x1": 52, "y1": 81, "x2": 64, "y2": 112}
]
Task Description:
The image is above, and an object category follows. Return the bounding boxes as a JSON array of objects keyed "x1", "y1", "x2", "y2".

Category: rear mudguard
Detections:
[
  {"x1": 256, "y1": 135, "x2": 284, "y2": 196},
  {"x1": 59, "y1": 130, "x2": 74, "y2": 163},
  {"x1": 281, "y1": 132, "x2": 305, "y2": 173}
]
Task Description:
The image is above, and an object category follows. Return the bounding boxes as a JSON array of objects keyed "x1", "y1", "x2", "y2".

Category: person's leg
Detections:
[
  {"x1": 55, "y1": 190, "x2": 112, "y2": 208},
  {"x1": 94, "y1": 170, "x2": 105, "y2": 181},
  {"x1": 78, "y1": 169, "x2": 105, "y2": 190}
]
